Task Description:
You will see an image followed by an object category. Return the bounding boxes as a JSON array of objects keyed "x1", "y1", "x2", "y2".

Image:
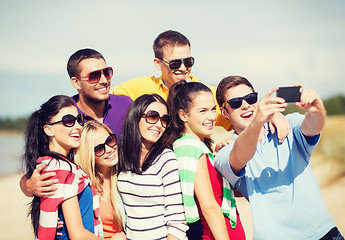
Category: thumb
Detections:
[
  {"x1": 269, "y1": 121, "x2": 275, "y2": 134},
  {"x1": 34, "y1": 163, "x2": 47, "y2": 173}
]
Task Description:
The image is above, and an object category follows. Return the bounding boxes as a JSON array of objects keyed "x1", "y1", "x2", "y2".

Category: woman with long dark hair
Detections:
[
  {"x1": 165, "y1": 81, "x2": 245, "y2": 240},
  {"x1": 117, "y1": 94, "x2": 188, "y2": 239},
  {"x1": 22, "y1": 95, "x2": 104, "y2": 239}
]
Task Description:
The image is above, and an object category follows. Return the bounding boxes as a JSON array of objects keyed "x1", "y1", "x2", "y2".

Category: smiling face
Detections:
[
  {"x1": 180, "y1": 91, "x2": 217, "y2": 141},
  {"x1": 94, "y1": 127, "x2": 118, "y2": 174},
  {"x1": 221, "y1": 84, "x2": 258, "y2": 134},
  {"x1": 154, "y1": 44, "x2": 192, "y2": 89},
  {"x1": 74, "y1": 58, "x2": 111, "y2": 103},
  {"x1": 44, "y1": 105, "x2": 82, "y2": 156},
  {"x1": 139, "y1": 101, "x2": 168, "y2": 150}
]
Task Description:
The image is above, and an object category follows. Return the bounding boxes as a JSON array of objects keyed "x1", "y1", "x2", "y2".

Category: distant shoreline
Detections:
[{"x1": 0, "y1": 130, "x2": 23, "y2": 136}]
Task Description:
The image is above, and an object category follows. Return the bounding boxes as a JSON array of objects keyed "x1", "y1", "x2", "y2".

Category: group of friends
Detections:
[{"x1": 19, "y1": 30, "x2": 343, "y2": 240}]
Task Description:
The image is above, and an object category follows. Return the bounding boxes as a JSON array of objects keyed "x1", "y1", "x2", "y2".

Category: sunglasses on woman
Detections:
[
  {"x1": 48, "y1": 113, "x2": 85, "y2": 127},
  {"x1": 78, "y1": 67, "x2": 113, "y2": 84},
  {"x1": 94, "y1": 133, "x2": 117, "y2": 157},
  {"x1": 222, "y1": 92, "x2": 258, "y2": 109},
  {"x1": 142, "y1": 110, "x2": 171, "y2": 128},
  {"x1": 159, "y1": 57, "x2": 195, "y2": 70}
]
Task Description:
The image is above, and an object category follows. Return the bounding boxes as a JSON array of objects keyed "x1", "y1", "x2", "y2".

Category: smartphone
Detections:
[{"x1": 276, "y1": 86, "x2": 302, "y2": 103}]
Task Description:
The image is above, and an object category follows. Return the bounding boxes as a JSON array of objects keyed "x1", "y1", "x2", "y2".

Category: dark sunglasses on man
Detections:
[
  {"x1": 48, "y1": 113, "x2": 85, "y2": 127},
  {"x1": 142, "y1": 110, "x2": 171, "y2": 128},
  {"x1": 94, "y1": 133, "x2": 117, "y2": 157},
  {"x1": 78, "y1": 67, "x2": 113, "y2": 84},
  {"x1": 222, "y1": 92, "x2": 258, "y2": 109},
  {"x1": 159, "y1": 57, "x2": 195, "y2": 70}
]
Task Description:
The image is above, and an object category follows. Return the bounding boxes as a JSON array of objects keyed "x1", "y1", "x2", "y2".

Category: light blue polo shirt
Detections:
[{"x1": 215, "y1": 113, "x2": 335, "y2": 240}]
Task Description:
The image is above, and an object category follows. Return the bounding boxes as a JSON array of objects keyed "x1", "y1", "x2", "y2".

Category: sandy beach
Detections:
[{"x1": 0, "y1": 166, "x2": 344, "y2": 240}]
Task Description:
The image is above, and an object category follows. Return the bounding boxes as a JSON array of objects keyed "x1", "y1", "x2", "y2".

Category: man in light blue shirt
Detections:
[{"x1": 214, "y1": 76, "x2": 343, "y2": 240}]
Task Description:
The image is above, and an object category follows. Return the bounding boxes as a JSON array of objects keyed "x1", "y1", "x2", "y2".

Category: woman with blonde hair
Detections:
[{"x1": 74, "y1": 120, "x2": 126, "y2": 239}]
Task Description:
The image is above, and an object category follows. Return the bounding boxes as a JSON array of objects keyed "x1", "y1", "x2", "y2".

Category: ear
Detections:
[
  {"x1": 178, "y1": 109, "x2": 188, "y2": 122},
  {"x1": 153, "y1": 58, "x2": 162, "y2": 71},
  {"x1": 220, "y1": 106, "x2": 230, "y2": 120},
  {"x1": 71, "y1": 76, "x2": 81, "y2": 90},
  {"x1": 43, "y1": 125, "x2": 54, "y2": 137}
]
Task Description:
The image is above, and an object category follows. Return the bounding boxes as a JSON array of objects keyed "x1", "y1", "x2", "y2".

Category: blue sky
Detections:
[{"x1": 0, "y1": 0, "x2": 344, "y2": 117}]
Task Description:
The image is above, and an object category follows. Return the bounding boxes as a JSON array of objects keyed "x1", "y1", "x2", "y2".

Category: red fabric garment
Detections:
[
  {"x1": 196, "y1": 155, "x2": 246, "y2": 240},
  {"x1": 36, "y1": 156, "x2": 102, "y2": 239}
]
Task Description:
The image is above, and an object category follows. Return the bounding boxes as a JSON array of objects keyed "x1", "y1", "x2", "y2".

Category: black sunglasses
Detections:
[
  {"x1": 78, "y1": 67, "x2": 113, "y2": 84},
  {"x1": 160, "y1": 57, "x2": 195, "y2": 70},
  {"x1": 223, "y1": 92, "x2": 258, "y2": 109},
  {"x1": 94, "y1": 133, "x2": 117, "y2": 157},
  {"x1": 48, "y1": 113, "x2": 85, "y2": 127},
  {"x1": 142, "y1": 110, "x2": 171, "y2": 128}
]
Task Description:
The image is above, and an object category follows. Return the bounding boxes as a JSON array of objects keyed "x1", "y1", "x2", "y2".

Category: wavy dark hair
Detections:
[
  {"x1": 21, "y1": 95, "x2": 76, "y2": 236},
  {"x1": 164, "y1": 80, "x2": 214, "y2": 150},
  {"x1": 118, "y1": 94, "x2": 169, "y2": 174}
]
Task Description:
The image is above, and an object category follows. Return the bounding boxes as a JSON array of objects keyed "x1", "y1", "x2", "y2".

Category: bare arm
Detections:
[
  {"x1": 296, "y1": 86, "x2": 326, "y2": 136},
  {"x1": 269, "y1": 112, "x2": 290, "y2": 142},
  {"x1": 230, "y1": 88, "x2": 287, "y2": 174},
  {"x1": 20, "y1": 164, "x2": 58, "y2": 197},
  {"x1": 167, "y1": 234, "x2": 180, "y2": 240},
  {"x1": 194, "y1": 154, "x2": 230, "y2": 240},
  {"x1": 61, "y1": 196, "x2": 104, "y2": 240}
]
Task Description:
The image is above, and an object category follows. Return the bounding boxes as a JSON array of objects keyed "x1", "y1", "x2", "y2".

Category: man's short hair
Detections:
[
  {"x1": 67, "y1": 48, "x2": 105, "y2": 78},
  {"x1": 153, "y1": 30, "x2": 190, "y2": 59},
  {"x1": 216, "y1": 76, "x2": 255, "y2": 107}
]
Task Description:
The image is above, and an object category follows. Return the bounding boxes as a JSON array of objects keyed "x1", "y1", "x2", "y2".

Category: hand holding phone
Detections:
[{"x1": 276, "y1": 86, "x2": 302, "y2": 103}]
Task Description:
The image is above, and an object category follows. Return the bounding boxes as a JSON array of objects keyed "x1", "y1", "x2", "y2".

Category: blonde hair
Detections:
[{"x1": 74, "y1": 120, "x2": 123, "y2": 231}]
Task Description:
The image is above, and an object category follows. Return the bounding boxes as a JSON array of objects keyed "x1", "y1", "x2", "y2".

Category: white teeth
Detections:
[
  {"x1": 106, "y1": 152, "x2": 115, "y2": 159},
  {"x1": 242, "y1": 111, "x2": 252, "y2": 117},
  {"x1": 150, "y1": 130, "x2": 160, "y2": 135}
]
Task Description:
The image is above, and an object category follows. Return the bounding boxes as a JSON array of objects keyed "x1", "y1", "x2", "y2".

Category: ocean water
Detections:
[{"x1": 0, "y1": 134, "x2": 24, "y2": 177}]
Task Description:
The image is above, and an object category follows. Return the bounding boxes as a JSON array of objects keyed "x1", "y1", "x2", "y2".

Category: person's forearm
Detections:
[
  {"x1": 202, "y1": 203, "x2": 230, "y2": 240},
  {"x1": 20, "y1": 174, "x2": 34, "y2": 197},
  {"x1": 230, "y1": 120, "x2": 262, "y2": 173},
  {"x1": 302, "y1": 107, "x2": 327, "y2": 136},
  {"x1": 167, "y1": 234, "x2": 179, "y2": 240}
]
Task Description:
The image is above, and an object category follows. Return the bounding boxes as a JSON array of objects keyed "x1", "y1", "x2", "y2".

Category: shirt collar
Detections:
[
  {"x1": 158, "y1": 75, "x2": 195, "y2": 88},
  {"x1": 72, "y1": 94, "x2": 111, "y2": 119}
]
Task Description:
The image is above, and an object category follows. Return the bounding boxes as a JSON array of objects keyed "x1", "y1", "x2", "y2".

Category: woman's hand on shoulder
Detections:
[{"x1": 213, "y1": 139, "x2": 232, "y2": 156}]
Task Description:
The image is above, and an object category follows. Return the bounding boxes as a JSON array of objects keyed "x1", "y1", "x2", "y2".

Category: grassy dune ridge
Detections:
[{"x1": 312, "y1": 115, "x2": 345, "y2": 184}]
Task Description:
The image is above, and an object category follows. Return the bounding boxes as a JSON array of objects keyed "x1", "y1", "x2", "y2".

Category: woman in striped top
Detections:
[
  {"x1": 117, "y1": 94, "x2": 188, "y2": 240},
  {"x1": 21, "y1": 95, "x2": 104, "y2": 240},
  {"x1": 164, "y1": 81, "x2": 245, "y2": 240}
]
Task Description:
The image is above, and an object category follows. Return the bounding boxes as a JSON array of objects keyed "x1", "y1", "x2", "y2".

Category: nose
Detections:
[
  {"x1": 74, "y1": 121, "x2": 83, "y2": 131},
  {"x1": 178, "y1": 62, "x2": 187, "y2": 71},
  {"x1": 98, "y1": 72, "x2": 109, "y2": 84},
  {"x1": 208, "y1": 110, "x2": 217, "y2": 121},
  {"x1": 105, "y1": 143, "x2": 116, "y2": 153},
  {"x1": 240, "y1": 99, "x2": 250, "y2": 109}
]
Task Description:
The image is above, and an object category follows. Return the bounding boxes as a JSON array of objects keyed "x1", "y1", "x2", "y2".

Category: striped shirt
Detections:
[
  {"x1": 36, "y1": 156, "x2": 102, "y2": 239},
  {"x1": 118, "y1": 149, "x2": 188, "y2": 240}
]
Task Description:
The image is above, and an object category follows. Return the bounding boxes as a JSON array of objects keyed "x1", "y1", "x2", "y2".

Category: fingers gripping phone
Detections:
[{"x1": 276, "y1": 86, "x2": 302, "y2": 103}]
